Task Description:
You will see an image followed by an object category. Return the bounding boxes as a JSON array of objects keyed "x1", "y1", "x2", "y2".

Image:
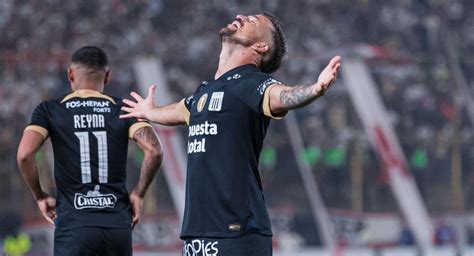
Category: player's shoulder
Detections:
[
  {"x1": 34, "y1": 96, "x2": 62, "y2": 110},
  {"x1": 104, "y1": 94, "x2": 123, "y2": 105},
  {"x1": 234, "y1": 67, "x2": 281, "y2": 93}
]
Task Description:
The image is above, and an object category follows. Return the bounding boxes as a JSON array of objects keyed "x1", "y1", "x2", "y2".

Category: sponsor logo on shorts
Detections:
[
  {"x1": 74, "y1": 185, "x2": 117, "y2": 209},
  {"x1": 183, "y1": 239, "x2": 219, "y2": 256}
]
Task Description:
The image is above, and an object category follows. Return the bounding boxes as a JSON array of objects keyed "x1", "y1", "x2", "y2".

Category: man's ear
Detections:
[
  {"x1": 252, "y1": 42, "x2": 269, "y2": 55},
  {"x1": 104, "y1": 70, "x2": 111, "y2": 85},
  {"x1": 67, "y1": 67, "x2": 74, "y2": 82}
]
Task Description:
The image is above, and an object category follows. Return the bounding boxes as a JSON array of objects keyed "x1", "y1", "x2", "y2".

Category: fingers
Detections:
[
  {"x1": 334, "y1": 63, "x2": 341, "y2": 80},
  {"x1": 44, "y1": 215, "x2": 55, "y2": 225},
  {"x1": 316, "y1": 56, "x2": 341, "y2": 94},
  {"x1": 130, "y1": 92, "x2": 144, "y2": 103},
  {"x1": 148, "y1": 85, "x2": 157, "y2": 99},
  {"x1": 131, "y1": 203, "x2": 140, "y2": 229},
  {"x1": 120, "y1": 113, "x2": 136, "y2": 119},
  {"x1": 43, "y1": 210, "x2": 56, "y2": 225},
  {"x1": 328, "y1": 61, "x2": 341, "y2": 85},
  {"x1": 121, "y1": 106, "x2": 136, "y2": 113},
  {"x1": 333, "y1": 63, "x2": 341, "y2": 79},
  {"x1": 123, "y1": 99, "x2": 138, "y2": 108},
  {"x1": 329, "y1": 55, "x2": 342, "y2": 67},
  {"x1": 129, "y1": 193, "x2": 142, "y2": 229},
  {"x1": 132, "y1": 214, "x2": 140, "y2": 229}
]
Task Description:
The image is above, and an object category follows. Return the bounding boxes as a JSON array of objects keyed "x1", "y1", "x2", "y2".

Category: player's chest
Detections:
[{"x1": 188, "y1": 84, "x2": 244, "y2": 122}]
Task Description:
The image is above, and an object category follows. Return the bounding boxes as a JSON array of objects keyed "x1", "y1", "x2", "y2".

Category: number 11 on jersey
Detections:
[{"x1": 74, "y1": 131, "x2": 108, "y2": 184}]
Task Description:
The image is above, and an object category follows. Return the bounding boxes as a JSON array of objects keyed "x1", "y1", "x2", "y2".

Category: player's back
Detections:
[{"x1": 26, "y1": 90, "x2": 146, "y2": 230}]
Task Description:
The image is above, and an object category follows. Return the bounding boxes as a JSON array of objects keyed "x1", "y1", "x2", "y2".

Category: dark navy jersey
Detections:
[
  {"x1": 25, "y1": 90, "x2": 150, "y2": 230},
  {"x1": 179, "y1": 64, "x2": 283, "y2": 239}
]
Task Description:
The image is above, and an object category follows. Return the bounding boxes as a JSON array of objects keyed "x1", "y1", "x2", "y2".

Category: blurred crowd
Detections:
[{"x1": 1, "y1": 0, "x2": 474, "y2": 249}]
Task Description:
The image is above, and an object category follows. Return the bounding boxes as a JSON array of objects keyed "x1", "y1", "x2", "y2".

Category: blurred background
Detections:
[{"x1": 1, "y1": 0, "x2": 474, "y2": 255}]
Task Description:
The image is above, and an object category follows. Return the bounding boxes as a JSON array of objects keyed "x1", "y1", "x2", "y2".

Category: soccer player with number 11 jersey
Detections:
[{"x1": 17, "y1": 46, "x2": 163, "y2": 256}]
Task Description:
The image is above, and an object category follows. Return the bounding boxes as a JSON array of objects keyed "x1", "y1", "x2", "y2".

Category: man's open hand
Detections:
[
  {"x1": 120, "y1": 85, "x2": 157, "y2": 120},
  {"x1": 315, "y1": 55, "x2": 341, "y2": 95}
]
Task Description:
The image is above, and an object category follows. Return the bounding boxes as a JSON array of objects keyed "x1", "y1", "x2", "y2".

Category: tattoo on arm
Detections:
[
  {"x1": 279, "y1": 84, "x2": 319, "y2": 110},
  {"x1": 134, "y1": 127, "x2": 162, "y2": 197},
  {"x1": 135, "y1": 127, "x2": 160, "y2": 147}
]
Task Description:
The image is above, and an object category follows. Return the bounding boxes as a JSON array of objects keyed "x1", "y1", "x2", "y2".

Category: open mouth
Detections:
[{"x1": 231, "y1": 19, "x2": 242, "y2": 29}]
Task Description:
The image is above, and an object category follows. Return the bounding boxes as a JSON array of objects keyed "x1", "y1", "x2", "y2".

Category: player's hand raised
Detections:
[
  {"x1": 129, "y1": 191, "x2": 143, "y2": 229},
  {"x1": 36, "y1": 194, "x2": 57, "y2": 225},
  {"x1": 120, "y1": 85, "x2": 157, "y2": 120},
  {"x1": 315, "y1": 55, "x2": 341, "y2": 96}
]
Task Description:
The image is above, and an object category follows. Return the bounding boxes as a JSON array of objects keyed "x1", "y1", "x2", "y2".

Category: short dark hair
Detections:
[
  {"x1": 261, "y1": 12, "x2": 287, "y2": 74},
  {"x1": 71, "y1": 46, "x2": 108, "y2": 70}
]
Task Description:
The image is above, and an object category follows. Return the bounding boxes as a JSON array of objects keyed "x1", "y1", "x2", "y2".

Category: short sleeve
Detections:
[
  {"x1": 178, "y1": 99, "x2": 191, "y2": 125},
  {"x1": 183, "y1": 94, "x2": 195, "y2": 112},
  {"x1": 182, "y1": 83, "x2": 206, "y2": 125},
  {"x1": 128, "y1": 121, "x2": 152, "y2": 139},
  {"x1": 24, "y1": 102, "x2": 50, "y2": 139},
  {"x1": 233, "y1": 73, "x2": 284, "y2": 119}
]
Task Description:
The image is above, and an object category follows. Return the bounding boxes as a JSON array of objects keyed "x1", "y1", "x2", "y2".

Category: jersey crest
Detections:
[
  {"x1": 208, "y1": 92, "x2": 224, "y2": 112},
  {"x1": 197, "y1": 93, "x2": 208, "y2": 112}
]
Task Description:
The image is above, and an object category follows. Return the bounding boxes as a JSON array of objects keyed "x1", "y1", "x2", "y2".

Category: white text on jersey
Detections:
[
  {"x1": 66, "y1": 100, "x2": 110, "y2": 108},
  {"x1": 188, "y1": 121, "x2": 218, "y2": 137},
  {"x1": 66, "y1": 100, "x2": 111, "y2": 113},
  {"x1": 188, "y1": 121, "x2": 218, "y2": 154},
  {"x1": 74, "y1": 114, "x2": 105, "y2": 129}
]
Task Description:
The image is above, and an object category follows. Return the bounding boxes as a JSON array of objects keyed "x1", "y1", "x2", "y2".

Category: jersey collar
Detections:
[
  {"x1": 61, "y1": 90, "x2": 116, "y2": 104},
  {"x1": 214, "y1": 64, "x2": 258, "y2": 81}
]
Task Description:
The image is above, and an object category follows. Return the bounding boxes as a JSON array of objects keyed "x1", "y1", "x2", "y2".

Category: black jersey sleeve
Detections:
[
  {"x1": 24, "y1": 102, "x2": 50, "y2": 139},
  {"x1": 234, "y1": 73, "x2": 283, "y2": 119},
  {"x1": 184, "y1": 82, "x2": 208, "y2": 112},
  {"x1": 183, "y1": 94, "x2": 195, "y2": 112},
  {"x1": 182, "y1": 83, "x2": 207, "y2": 125},
  {"x1": 177, "y1": 99, "x2": 190, "y2": 125}
]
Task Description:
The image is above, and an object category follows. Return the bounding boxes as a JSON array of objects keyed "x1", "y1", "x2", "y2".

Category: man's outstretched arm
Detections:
[
  {"x1": 120, "y1": 85, "x2": 188, "y2": 126},
  {"x1": 129, "y1": 126, "x2": 163, "y2": 228},
  {"x1": 267, "y1": 55, "x2": 341, "y2": 116},
  {"x1": 17, "y1": 131, "x2": 57, "y2": 225}
]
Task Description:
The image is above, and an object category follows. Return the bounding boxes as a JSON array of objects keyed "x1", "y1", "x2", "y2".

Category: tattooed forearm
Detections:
[
  {"x1": 133, "y1": 126, "x2": 163, "y2": 197},
  {"x1": 279, "y1": 84, "x2": 320, "y2": 110}
]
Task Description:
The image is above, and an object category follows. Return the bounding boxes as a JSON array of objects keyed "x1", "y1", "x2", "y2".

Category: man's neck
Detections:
[
  {"x1": 72, "y1": 81, "x2": 104, "y2": 92},
  {"x1": 215, "y1": 43, "x2": 260, "y2": 79}
]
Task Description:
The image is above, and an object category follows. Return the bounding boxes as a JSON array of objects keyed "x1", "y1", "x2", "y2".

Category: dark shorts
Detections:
[
  {"x1": 182, "y1": 233, "x2": 272, "y2": 256},
  {"x1": 54, "y1": 227, "x2": 132, "y2": 256}
]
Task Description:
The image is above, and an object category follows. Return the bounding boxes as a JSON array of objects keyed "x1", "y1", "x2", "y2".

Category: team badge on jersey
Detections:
[
  {"x1": 208, "y1": 92, "x2": 224, "y2": 112},
  {"x1": 197, "y1": 93, "x2": 208, "y2": 112},
  {"x1": 74, "y1": 185, "x2": 117, "y2": 210}
]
